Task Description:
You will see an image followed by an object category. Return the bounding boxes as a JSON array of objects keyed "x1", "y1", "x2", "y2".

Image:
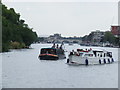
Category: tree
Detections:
[
  {"x1": 102, "y1": 31, "x2": 116, "y2": 44},
  {"x1": 2, "y1": 4, "x2": 38, "y2": 52}
]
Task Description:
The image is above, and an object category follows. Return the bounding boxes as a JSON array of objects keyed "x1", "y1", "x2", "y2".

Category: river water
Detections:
[{"x1": 2, "y1": 44, "x2": 119, "y2": 88}]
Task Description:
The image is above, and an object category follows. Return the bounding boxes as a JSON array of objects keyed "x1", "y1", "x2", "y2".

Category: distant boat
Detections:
[
  {"x1": 38, "y1": 48, "x2": 66, "y2": 60},
  {"x1": 80, "y1": 43, "x2": 90, "y2": 46},
  {"x1": 67, "y1": 48, "x2": 114, "y2": 65},
  {"x1": 69, "y1": 43, "x2": 73, "y2": 45}
]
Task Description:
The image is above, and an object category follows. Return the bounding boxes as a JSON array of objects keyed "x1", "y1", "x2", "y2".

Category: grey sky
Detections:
[{"x1": 3, "y1": 0, "x2": 118, "y2": 37}]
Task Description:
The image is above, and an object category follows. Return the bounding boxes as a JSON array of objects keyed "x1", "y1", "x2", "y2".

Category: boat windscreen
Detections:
[
  {"x1": 93, "y1": 51, "x2": 103, "y2": 57},
  {"x1": 41, "y1": 49, "x2": 56, "y2": 54},
  {"x1": 93, "y1": 51, "x2": 96, "y2": 57}
]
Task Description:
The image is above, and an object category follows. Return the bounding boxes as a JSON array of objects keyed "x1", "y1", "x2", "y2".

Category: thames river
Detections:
[{"x1": 2, "y1": 44, "x2": 118, "y2": 88}]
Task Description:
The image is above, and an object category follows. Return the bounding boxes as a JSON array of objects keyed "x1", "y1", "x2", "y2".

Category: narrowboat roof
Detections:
[{"x1": 41, "y1": 48, "x2": 56, "y2": 50}]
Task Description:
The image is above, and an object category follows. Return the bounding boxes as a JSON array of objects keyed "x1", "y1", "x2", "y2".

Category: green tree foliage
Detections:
[
  {"x1": 82, "y1": 35, "x2": 88, "y2": 41},
  {"x1": 114, "y1": 37, "x2": 120, "y2": 46},
  {"x1": 82, "y1": 31, "x2": 119, "y2": 47},
  {"x1": 87, "y1": 33, "x2": 94, "y2": 42},
  {"x1": 2, "y1": 4, "x2": 38, "y2": 52},
  {"x1": 102, "y1": 31, "x2": 115, "y2": 44},
  {"x1": 36, "y1": 37, "x2": 45, "y2": 42}
]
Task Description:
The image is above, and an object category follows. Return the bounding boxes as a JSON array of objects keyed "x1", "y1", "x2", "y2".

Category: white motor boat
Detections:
[{"x1": 67, "y1": 48, "x2": 114, "y2": 65}]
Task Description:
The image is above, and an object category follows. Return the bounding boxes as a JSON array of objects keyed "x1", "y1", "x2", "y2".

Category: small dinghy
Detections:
[{"x1": 67, "y1": 48, "x2": 114, "y2": 65}]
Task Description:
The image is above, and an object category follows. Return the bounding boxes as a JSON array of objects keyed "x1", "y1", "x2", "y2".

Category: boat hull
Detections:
[
  {"x1": 39, "y1": 54, "x2": 59, "y2": 60},
  {"x1": 68, "y1": 55, "x2": 114, "y2": 65}
]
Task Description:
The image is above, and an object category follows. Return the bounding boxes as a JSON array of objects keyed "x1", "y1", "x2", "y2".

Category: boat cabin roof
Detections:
[
  {"x1": 77, "y1": 48, "x2": 112, "y2": 53},
  {"x1": 41, "y1": 48, "x2": 56, "y2": 50}
]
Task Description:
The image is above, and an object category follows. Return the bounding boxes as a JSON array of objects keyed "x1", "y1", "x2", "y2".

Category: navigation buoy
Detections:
[
  {"x1": 104, "y1": 59, "x2": 106, "y2": 64},
  {"x1": 85, "y1": 59, "x2": 89, "y2": 65},
  {"x1": 99, "y1": 59, "x2": 101, "y2": 64},
  {"x1": 108, "y1": 59, "x2": 110, "y2": 63}
]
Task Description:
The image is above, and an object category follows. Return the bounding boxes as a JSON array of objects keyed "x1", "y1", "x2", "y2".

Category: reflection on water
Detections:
[{"x1": 2, "y1": 44, "x2": 118, "y2": 88}]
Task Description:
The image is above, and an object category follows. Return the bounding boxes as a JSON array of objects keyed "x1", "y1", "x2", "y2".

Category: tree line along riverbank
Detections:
[{"x1": 1, "y1": 3, "x2": 38, "y2": 52}]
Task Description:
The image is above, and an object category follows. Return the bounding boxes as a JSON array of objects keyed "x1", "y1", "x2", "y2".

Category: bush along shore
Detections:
[{"x1": 2, "y1": 3, "x2": 38, "y2": 52}]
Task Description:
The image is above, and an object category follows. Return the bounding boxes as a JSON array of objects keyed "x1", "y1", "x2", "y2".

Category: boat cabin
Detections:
[
  {"x1": 70, "y1": 48, "x2": 112, "y2": 58},
  {"x1": 39, "y1": 48, "x2": 66, "y2": 60},
  {"x1": 40, "y1": 48, "x2": 57, "y2": 55}
]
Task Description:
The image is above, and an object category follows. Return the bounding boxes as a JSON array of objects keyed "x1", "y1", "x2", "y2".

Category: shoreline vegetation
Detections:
[{"x1": 1, "y1": 3, "x2": 38, "y2": 52}]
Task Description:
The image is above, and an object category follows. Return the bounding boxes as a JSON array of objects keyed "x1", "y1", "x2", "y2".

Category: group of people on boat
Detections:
[{"x1": 52, "y1": 43, "x2": 63, "y2": 49}]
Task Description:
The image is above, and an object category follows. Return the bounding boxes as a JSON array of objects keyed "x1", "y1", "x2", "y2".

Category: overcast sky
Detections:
[{"x1": 3, "y1": 0, "x2": 118, "y2": 37}]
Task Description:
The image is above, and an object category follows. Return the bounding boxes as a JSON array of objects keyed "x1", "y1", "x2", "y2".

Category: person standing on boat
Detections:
[
  {"x1": 69, "y1": 52, "x2": 73, "y2": 55},
  {"x1": 69, "y1": 50, "x2": 74, "y2": 55},
  {"x1": 52, "y1": 43, "x2": 56, "y2": 48},
  {"x1": 60, "y1": 45, "x2": 63, "y2": 49},
  {"x1": 56, "y1": 44, "x2": 59, "y2": 48}
]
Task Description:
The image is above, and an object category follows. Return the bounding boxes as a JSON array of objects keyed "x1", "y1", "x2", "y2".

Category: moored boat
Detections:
[{"x1": 67, "y1": 48, "x2": 114, "y2": 65}]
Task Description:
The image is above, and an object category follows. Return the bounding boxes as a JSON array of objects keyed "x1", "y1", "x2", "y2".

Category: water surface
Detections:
[{"x1": 2, "y1": 44, "x2": 118, "y2": 88}]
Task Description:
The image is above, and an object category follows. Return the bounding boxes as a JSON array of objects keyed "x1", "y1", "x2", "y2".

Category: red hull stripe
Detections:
[{"x1": 39, "y1": 54, "x2": 58, "y2": 57}]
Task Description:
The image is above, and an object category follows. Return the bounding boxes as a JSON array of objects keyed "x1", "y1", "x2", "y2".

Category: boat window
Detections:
[
  {"x1": 104, "y1": 53, "x2": 106, "y2": 57},
  {"x1": 84, "y1": 54, "x2": 93, "y2": 57},
  {"x1": 84, "y1": 54, "x2": 88, "y2": 56},
  {"x1": 93, "y1": 51, "x2": 96, "y2": 57},
  {"x1": 98, "y1": 54, "x2": 99, "y2": 56},
  {"x1": 90, "y1": 54, "x2": 93, "y2": 57},
  {"x1": 79, "y1": 53, "x2": 83, "y2": 56},
  {"x1": 41, "y1": 49, "x2": 56, "y2": 54},
  {"x1": 107, "y1": 52, "x2": 112, "y2": 58}
]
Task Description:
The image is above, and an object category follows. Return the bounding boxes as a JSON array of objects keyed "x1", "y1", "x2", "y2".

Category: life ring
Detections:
[
  {"x1": 85, "y1": 59, "x2": 89, "y2": 65},
  {"x1": 99, "y1": 59, "x2": 101, "y2": 64},
  {"x1": 103, "y1": 59, "x2": 106, "y2": 64}
]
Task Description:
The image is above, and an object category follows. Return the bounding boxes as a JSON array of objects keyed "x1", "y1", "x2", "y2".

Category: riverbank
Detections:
[{"x1": 2, "y1": 41, "x2": 30, "y2": 52}]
